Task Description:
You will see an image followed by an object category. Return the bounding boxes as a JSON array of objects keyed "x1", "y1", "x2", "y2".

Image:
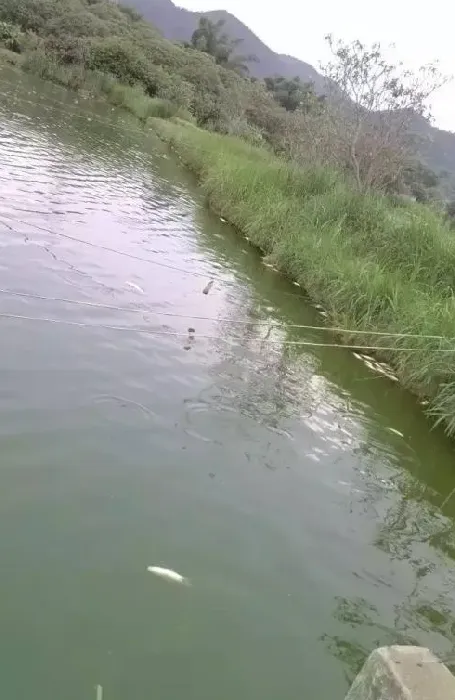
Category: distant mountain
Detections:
[
  {"x1": 121, "y1": 0, "x2": 325, "y2": 88},
  {"x1": 417, "y1": 124, "x2": 455, "y2": 197},
  {"x1": 124, "y1": 0, "x2": 455, "y2": 197}
]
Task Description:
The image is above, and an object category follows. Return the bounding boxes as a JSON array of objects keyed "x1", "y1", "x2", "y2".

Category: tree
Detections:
[
  {"x1": 321, "y1": 36, "x2": 448, "y2": 192},
  {"x1": 264, "y1": 76, "x2": 323, "y2": 112},
  {"x1": 402, "y1": 161, "x2": 440, "y2": 201},
  {"x1": 190, "y1": 17, "x2": 256, "y2": 75}
]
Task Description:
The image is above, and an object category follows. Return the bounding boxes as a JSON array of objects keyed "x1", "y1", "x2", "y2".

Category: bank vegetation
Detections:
[{"x1": 1, "y1": 0, "x2": 455, "y2": 433}]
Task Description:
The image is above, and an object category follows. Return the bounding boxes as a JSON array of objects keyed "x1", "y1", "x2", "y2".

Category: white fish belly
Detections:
[{"x1": 147, "y1": 566, "x2": 188, "y2": 584}]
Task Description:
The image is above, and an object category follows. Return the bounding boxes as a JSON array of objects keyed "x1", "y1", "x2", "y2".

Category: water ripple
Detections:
[{"x1": 2, "y1": 73, "x2": 455, "y2": 700}]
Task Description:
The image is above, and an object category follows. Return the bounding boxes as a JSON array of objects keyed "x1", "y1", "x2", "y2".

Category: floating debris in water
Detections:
[
  {"x1": 353, "y1": 353, "x2": 399, "y2": 382},
  {"x1": 147, "y1": 566, "x2": 189, "y2": 585},
  {"x1": 220, "y1": 217, "x2": 227, "y2": 223},
  {"x1": 95, "y1": 685, "x2": 103, "y2": 700},
  {"x1": 261, "y1": 255, "x2": 279, "y2": 272},
  {"x1": 387, "y1": 427, "x2": 404, "y2": 438},
  {"x1": 292, "y1": 281, "x2": 301, "y2": 287},
  {"x1": 379, "y1": 478, "x2": 397, "y2": 490},
  {"x1": 202, "y1": 280, "x2": 214, "y2": 295},
  {"x1": 184, "y1": 327, "x2": 195, "y2": 350},
  {"x1": 125, "y1": 281, "x2": 144, "y2": 294}
]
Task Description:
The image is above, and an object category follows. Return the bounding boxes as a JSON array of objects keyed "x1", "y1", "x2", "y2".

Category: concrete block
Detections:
[{"x1": 345, "y1": 645, "x2": 455, "y2": 700}]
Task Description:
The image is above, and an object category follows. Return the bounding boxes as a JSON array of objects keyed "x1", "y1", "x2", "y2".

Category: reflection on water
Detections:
[{"x1": 0, "y1": 67, "x2": 455, "y2": 700}]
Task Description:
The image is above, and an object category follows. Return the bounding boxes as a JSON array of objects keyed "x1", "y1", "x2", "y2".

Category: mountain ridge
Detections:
[
  {"x1": 122, "y1": 0, "x2": 455, "y2": 196},
  {"x1": 121, "y1": 0, "x2": 326, "y2": 88}
]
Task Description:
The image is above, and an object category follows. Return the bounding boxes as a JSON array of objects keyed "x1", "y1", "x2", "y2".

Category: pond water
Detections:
[{"x1": 1, "y1": 67, "x2": 455, "y2": 700}]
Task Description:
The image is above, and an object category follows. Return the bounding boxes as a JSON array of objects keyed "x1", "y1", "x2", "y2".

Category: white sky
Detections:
[{"x1": 177, "y1": 0, "x2": 455, "y2": 132}]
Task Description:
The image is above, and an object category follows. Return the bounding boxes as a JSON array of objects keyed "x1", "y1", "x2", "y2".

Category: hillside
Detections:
[
  {"x1": 417, "y1": 123, "x2": 455, "y2": 198},
  {"x1": 124, "y1": 0, "x2": 455, "y2": 196},
  {"x1": 120, "y1": 0, "x2": 325, "y2": 89},
  {"x1": 1, "y1": 0, "x2": 453, "y2": 195}
]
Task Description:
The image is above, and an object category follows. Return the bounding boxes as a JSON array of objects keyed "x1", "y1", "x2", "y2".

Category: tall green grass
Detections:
[
  {"x1": 101, "y1": 81, "x2": 190, "y2": 122},
  {"x1": 16, "y1": 49, "x2": 194, "y2": 123},
  {"x1": 153, "y1": 118, "x2": 455, "y2": 436}
]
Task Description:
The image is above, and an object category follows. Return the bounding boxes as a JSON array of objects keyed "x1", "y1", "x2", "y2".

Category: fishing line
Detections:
[
  {"x1": 0, "y1": 214, "x2": 310, "y2": 301},
  {"x1": 0, "y1": 85, "x2": 450, "y2": 326},
  {"x1": 0, "y1": 311, "x2": 454, "y2": 352},
  {"x1": 0, "y1": 86, "x2": 307, "y2": 301},
  {"x1": 0, "y1": 213, "x2": 222, "y2": 281},
  {"x1": 0, "y1": 287, "x2": 452, "y2": 342}
]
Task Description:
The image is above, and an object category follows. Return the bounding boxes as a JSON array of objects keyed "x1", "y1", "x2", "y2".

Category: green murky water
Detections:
[{"x1": 1, "y1": 68, "x2": 455, "y2": 700}]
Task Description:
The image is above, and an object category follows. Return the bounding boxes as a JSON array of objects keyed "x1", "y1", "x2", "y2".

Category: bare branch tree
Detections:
[{"x1": 320, "y1": 36, "x2": 450, "y2": 192}]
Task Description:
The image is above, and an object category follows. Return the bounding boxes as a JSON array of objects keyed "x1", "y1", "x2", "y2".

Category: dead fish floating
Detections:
[
  {"x1": 125, "y1": 281, "x2": 144, "y2": 294},
  {"x1": 202, "y1": 280, "x2": 214, "y2": 295},
  {"x1": 147, "y1": 566, "x2": 189, "y2": 585},
  {"x1": 387, "y1": 427, "x2": 404, "y2": 438}
]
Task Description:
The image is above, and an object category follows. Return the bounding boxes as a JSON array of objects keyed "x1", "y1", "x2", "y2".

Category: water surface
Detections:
[{"x1": 1, "y1": 68, "x2": 455, "y2": 700}]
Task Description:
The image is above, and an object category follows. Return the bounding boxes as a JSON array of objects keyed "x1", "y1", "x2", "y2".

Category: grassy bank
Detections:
[
  {"x1": 0, "y1": 47, "x2": 192, "y2": 124},
  {"x1": 153, "y1": 118, "x2": 455, "y2": 436}
]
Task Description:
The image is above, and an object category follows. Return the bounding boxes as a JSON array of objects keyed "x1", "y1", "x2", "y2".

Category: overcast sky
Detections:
[{"x1": 177, "y1": 0, "x2": 455, "y2": 132}]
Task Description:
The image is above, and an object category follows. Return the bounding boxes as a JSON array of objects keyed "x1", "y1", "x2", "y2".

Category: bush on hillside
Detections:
[
  {"x1": 117, "y1": 4, "x2": 142, "y2": 23},
  {"x1": 0, "y1": 19, "x2": 21, "y2": 51},
  {"x1": 87, "y1": 37, "x2": 149, "y2": 85},
  {"x1": 0, "y1": 0, "x2": 285, "y2": 135},
  {"x1": 44, "y1": 33, "x2": 89, "y2": 64}
]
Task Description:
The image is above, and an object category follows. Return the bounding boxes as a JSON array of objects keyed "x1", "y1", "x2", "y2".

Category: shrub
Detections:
[
  {"x1": 87, "y1": 37, "x2": 149, "y2": 85},
  {"x1": 144, "y1": 98, "x2": 179, "y2": 119},
  {"x1": 44, "y1": 33, "x2": 89, "y2": 64},
  {"x1": 118, "y1": 4, "x2": 142, "y2": 22},
  {"x1": 0, "y1": 20, "x2": 22, "y2": 52}
]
